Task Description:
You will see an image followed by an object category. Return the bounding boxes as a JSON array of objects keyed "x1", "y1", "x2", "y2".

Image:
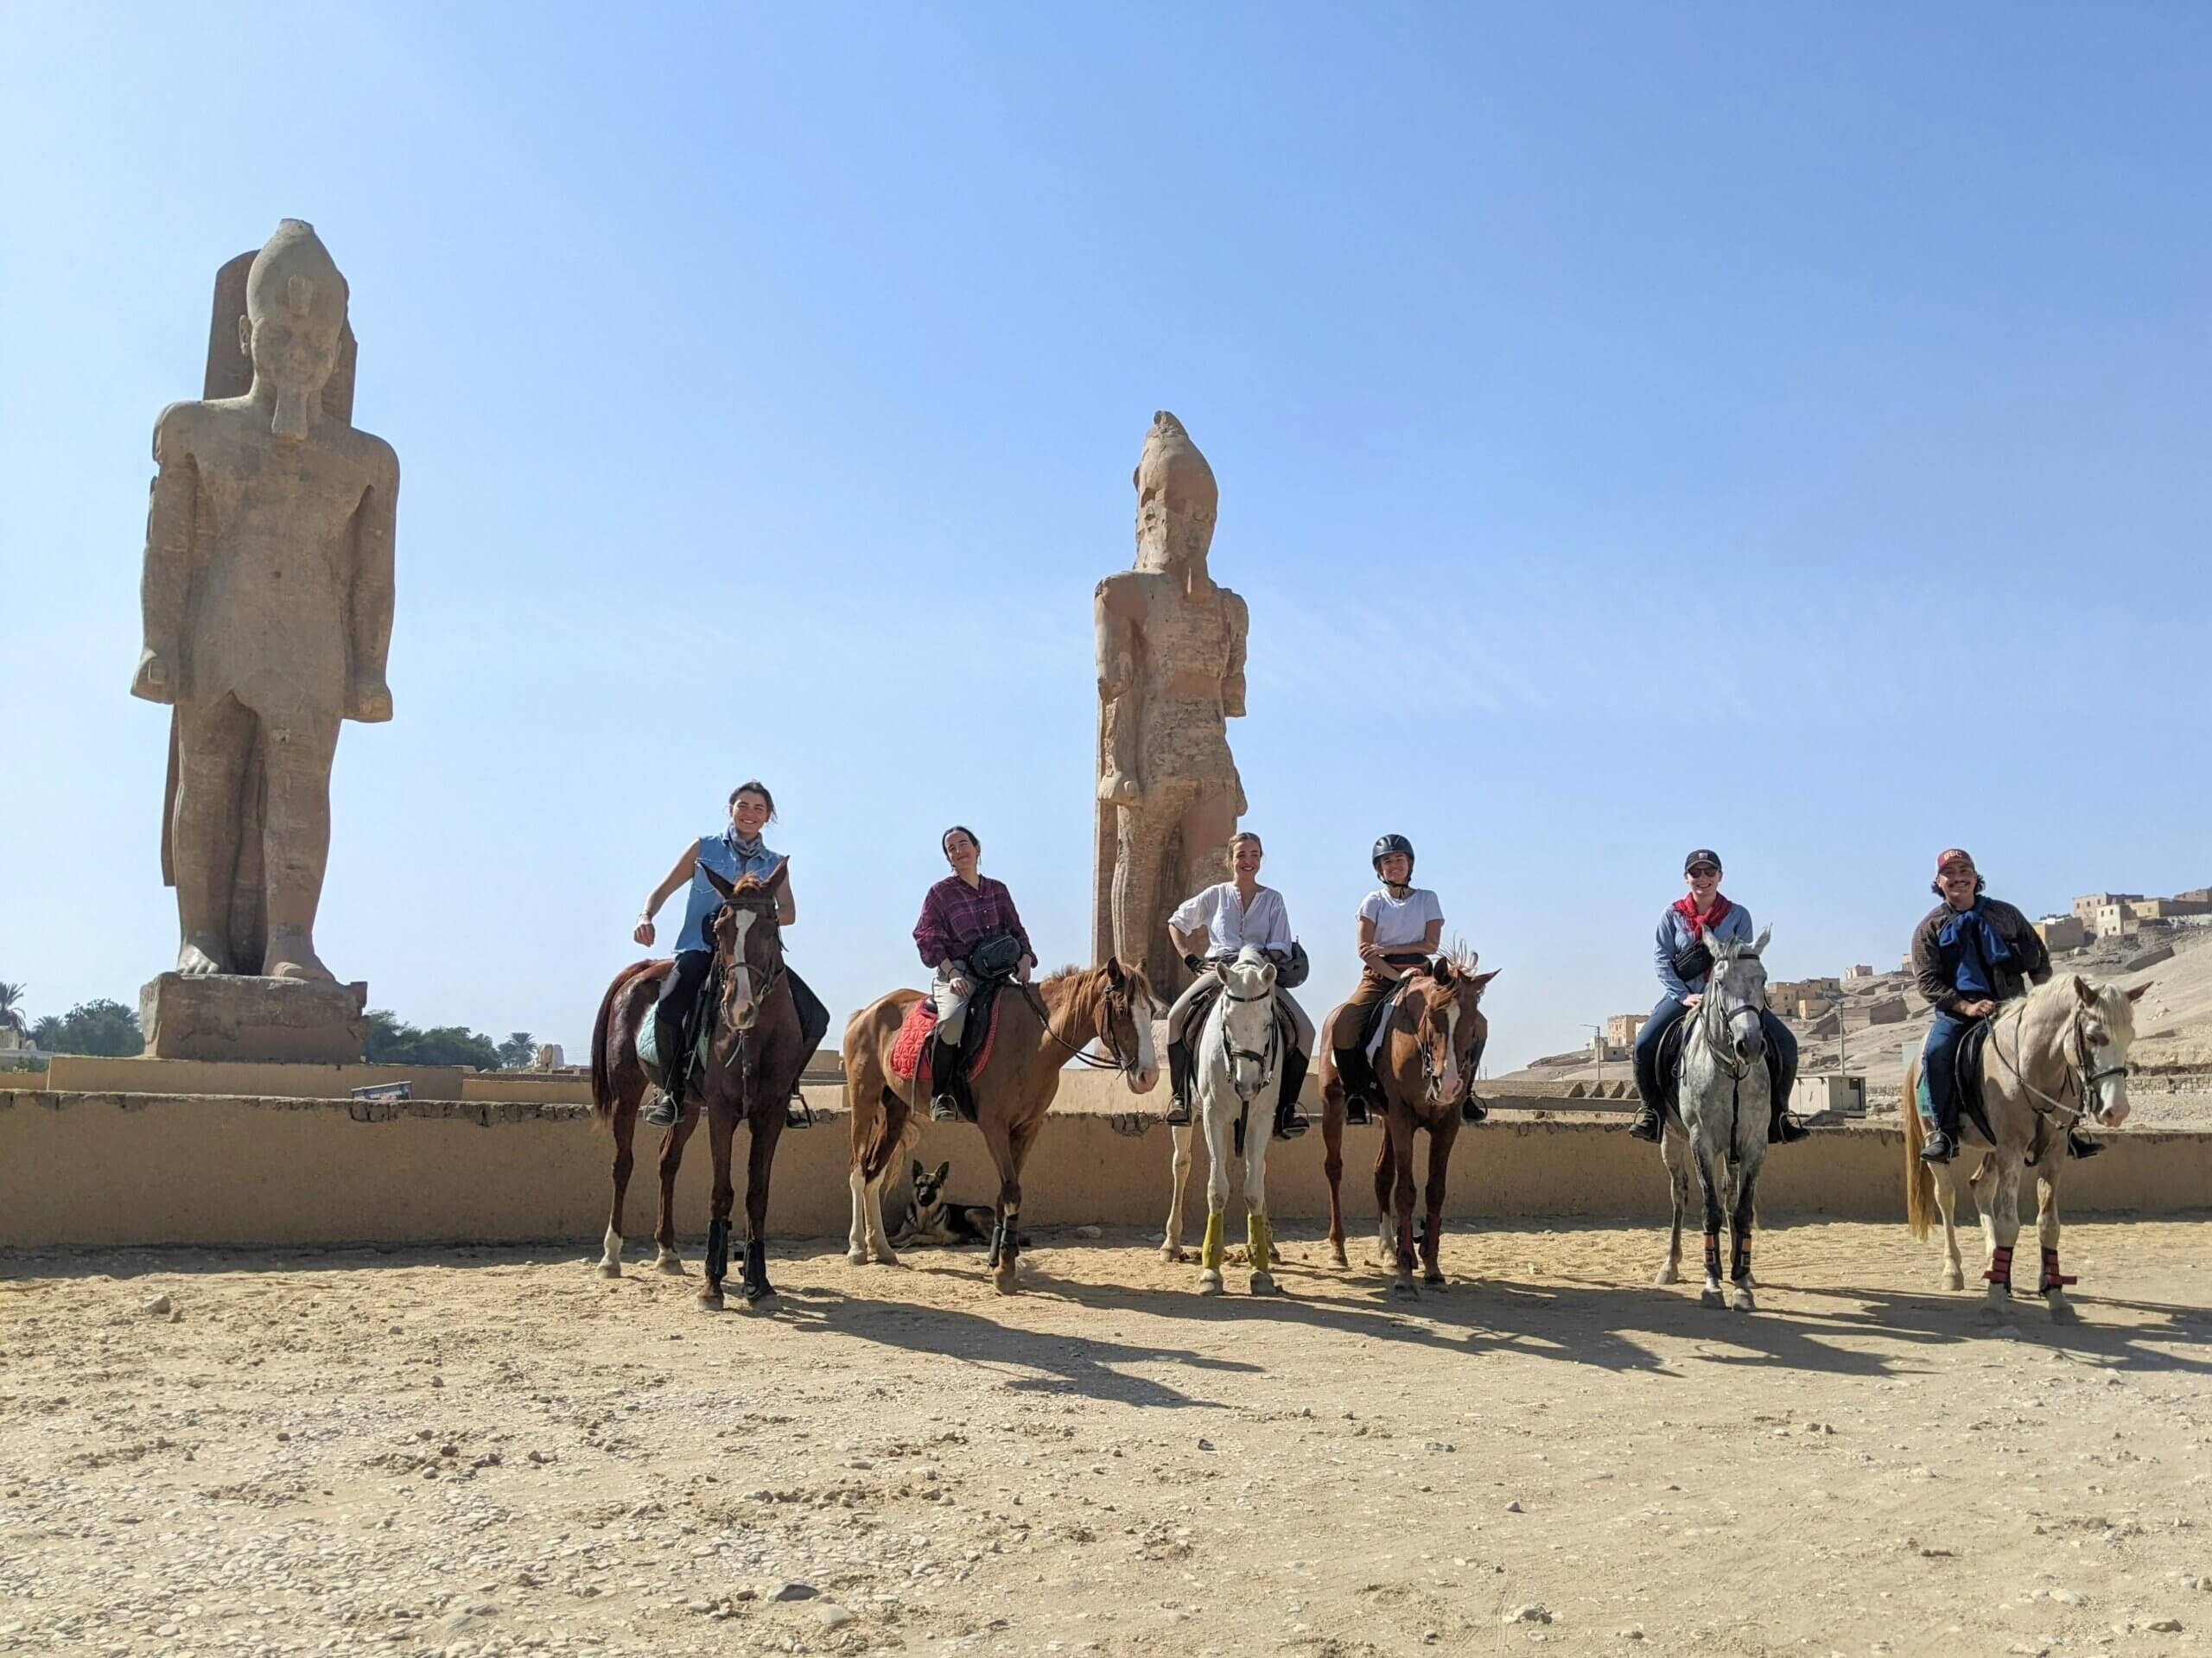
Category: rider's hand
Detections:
[
  {"x1": 1681, "y1": 993, "x2": 1703, "y2": 1010},
  {"x1": 952, "y1": 976, "x2": 972, "y2": 996},
  {"x1": 632, "y1": 917, "x2": 656, "y2": 947},
  {"x1": 1964, "y1": 998, "x2": 1997, "y2": 1018},
  {"x1": 1358, "y1": 943, "x2": 1386, "y2": 969},
  {"x1": 1018, "y1": 956, "x2": 1034, "y2": 984}
]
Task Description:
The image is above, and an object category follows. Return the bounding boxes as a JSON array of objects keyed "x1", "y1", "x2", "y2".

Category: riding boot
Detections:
[
  {"x1": 1461, "y1": 1087, "x2": 1487, "y2": 1125},
  {"x1": 785, "y1": 1089, "x2": 814, "y2": 1130},
  {"x1": 643, "y1": 1007, "x2": 686, "y2": 1127},
  {"x1": 2066, "y1": 1129, "x2": 2104, "y2": 1159},
  {"x1": 1272, "y1": 1047, "x2": 1310, "y2": 1140},
  {"x1": 1165, "y1": 1039, "x2": 1194, "y2": 1127},
  {"x1": 1764, "y1": 1036, "x2": 1808, "y2": 1142},
  {"x1": 1920, "y1": 1127, "x2": 1958, "y2": 1163},
  {"x1": 1768, "y1": 1098, "x2": 1811, "y2": 1144},
  {"x1": 1628, "y1": 1097, "x2": 1663, "y2": 1143},
  {"x1": 1334, "y1": 1047, "x2": 1371, "y2": 1125},
  {"x1": 929, "y1": 1032, "x2": 963, "y2": 1123}
]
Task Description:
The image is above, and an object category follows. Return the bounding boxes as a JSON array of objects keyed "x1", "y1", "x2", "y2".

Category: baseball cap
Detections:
[{"x1": 1683, "y1": 849, "x2": 1722, "y2": 875}]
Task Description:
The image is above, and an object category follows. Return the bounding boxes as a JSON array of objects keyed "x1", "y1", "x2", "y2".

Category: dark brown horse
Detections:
[
  {"x1": 842, "y1": 960, "x2": 1160, "y2": 1293},
  {"x1": 1318, "y1": 954, "x2": 1498, "y2": 1298},
  {"x1": 589, "y1": 862, "x2": 800, "y2": 1310}
]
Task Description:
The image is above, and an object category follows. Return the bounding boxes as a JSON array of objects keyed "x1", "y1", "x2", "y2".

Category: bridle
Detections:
[
  {"x1": 1992, "y1": 996, "x2": 2128, "y2": 1130},
  {"x1": 1025, "y1": 972, "x2": 1147, "y2": 1080},
  {"x1": 713, "y1": 905, "x2": 787, "y2": 1034},
  {"x1": 1213, "y1": 975, "x2": 1281, "y2": 1102},
  {"x1": 1692, "y1": 948, "x2": 1767, "y2": 1083},
  {"x1": 1412, "y1": 986, "x2": 1480, "y2": 1105}
]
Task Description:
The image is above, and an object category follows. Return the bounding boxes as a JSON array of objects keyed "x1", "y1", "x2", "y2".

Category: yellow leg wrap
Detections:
[
  {"x1": 1200, "y1": 1211, "x2": 1226, "y2": 1273},
  {"x1": 1247, "y1": 1213, "x2": 1272, "y2": 1274}
]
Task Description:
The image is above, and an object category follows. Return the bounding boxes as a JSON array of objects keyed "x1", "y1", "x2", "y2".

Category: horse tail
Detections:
[
  {"x1": 1902, "y1": 1058, "x2": 1935, "y2": 1239},
  {"x1": 589, "y1": 959, "x2": 658, "y2": 1129}
]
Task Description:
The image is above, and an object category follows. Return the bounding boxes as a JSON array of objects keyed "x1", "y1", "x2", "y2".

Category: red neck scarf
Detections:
[{"x1": 1673, "y1": 892, "x2": 1732, "y2": 937}]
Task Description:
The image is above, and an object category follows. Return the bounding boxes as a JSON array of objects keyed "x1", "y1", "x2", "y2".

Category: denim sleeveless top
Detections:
[{"x1": 674, "y1": 830, "x2": 785, "y2": 955}]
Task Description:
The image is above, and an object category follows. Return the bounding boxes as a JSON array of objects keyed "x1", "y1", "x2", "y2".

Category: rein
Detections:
[
  {"x1": 1212, "y1": 978, "x2": 1281, "y2": 1097},
  {"x1": 1690, "y1": 949, "x2": 1766, "y2": 1083},
  {"x1": 1989, "y1": 997, "x2": 2127, "y2": 1131},
  {"x1": 1021, "y1": 974, "x2": 1143, "y2": 1078}
]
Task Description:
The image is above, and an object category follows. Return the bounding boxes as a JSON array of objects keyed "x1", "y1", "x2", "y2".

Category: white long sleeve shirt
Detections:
[{"x1": 1169, "y1": 881, "x2": 1294, "y2": 960}]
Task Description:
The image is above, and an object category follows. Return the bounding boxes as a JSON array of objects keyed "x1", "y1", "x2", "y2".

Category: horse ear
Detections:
[
  {"x1": 1470, "y1": 969, "x2": 1501, "y2": 996},
  {"x1": 699, "y1": 861, "x2": 736, "y2": 901},
  {"x1": 766, "y1": 859, "x2": 791, "y2": 895},
  {"x1": 1106, "y1": 956, "x2": 1125, "y2": 987},
  {"x1": 1432, "y1": 957, "x2": 1455, "y2": 987},
  {"x1": 1752, "y1": 925, "x2": 1772, "y2": 956},
  {"x1": 2074, "y1": 975, "x2": 2097, "y2": 1007},
  {"x1": 2126, "y1": 981, "x2": 2152, "y2": 1003}
]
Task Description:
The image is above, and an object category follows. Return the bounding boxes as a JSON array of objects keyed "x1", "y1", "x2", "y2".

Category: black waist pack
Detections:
[
  {"x1": 967, "y1": 932, "x2": 1025, "y2": 982},
  {"x1": 1671, "y1": 938, "x2": 1713, "y2": 984}
]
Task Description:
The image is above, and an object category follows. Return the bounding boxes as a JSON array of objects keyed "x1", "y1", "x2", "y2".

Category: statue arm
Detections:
[
  {"x1": 1221, "y1": 590, "x2": 1248, "y2": 719},
  {"x1": 346, "y1": 441, "x2": 399, "y2": 722},
  {"x1": 1095, "y1": 577, "x2": 1141, "y2": 803},
  {"x1": 131, "y1": 406, "x2": 198, "y2": 703}
]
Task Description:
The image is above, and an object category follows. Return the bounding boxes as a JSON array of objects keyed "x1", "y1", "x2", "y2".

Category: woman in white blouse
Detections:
[{"x1": 1161, "y1": 831, "x2": 1313, "y2": 1141}]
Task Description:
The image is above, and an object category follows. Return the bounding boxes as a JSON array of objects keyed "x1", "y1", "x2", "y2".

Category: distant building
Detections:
[
  {"x1": 2133, "y1": 898, "x2": 2212, "y2": 920},
  {"x1": 2074, "y1": 893, "x2": 2144, "y2": 926},
  {"x1": 1769, "y1": 976, "x2": 1842, "y2": 1014},
  {"x1": 2095, "y1": 902, "x2": 2139, "y2": 940},
  {"x1": 2177, "y1": 887, "x2": 2212, "y2": 905},
  {"x1": 1844, "y1": 964, "x2": 1877, "y2": 981},
  {"x1": 1604, "y1": 1013, "x2": 1645, "y2": 1048},
  {"x1": 2036, "y1": 915, "x2": 2090, "y2": 952}
]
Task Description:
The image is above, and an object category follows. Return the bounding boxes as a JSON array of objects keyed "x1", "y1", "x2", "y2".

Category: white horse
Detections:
[
  {"x1": 1656, "y1": 927, "x2": 1773, "y2": 1311},
  {"x1": 1159, "y1": 948, "x2": 1286, "y2": 1295}
]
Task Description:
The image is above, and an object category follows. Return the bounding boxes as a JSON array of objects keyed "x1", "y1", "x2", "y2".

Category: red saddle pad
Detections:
[{"x1": 888, "y1": 991, "x2": 1007, "y2": 1096}]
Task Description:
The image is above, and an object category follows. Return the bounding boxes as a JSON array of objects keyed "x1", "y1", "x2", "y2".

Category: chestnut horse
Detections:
[
  {"x1": 1904, "y1": 974, "x2": 2146, "y2": 1324},
  {"x1": 843, "y1": 960, "x2": 1160, "y2": 1293},
  {"x1": 589, "y1": 862, "x2": 801, "y2": 1311},
  {"x1": 1318, "y1": 954, "x2": 1498, "y2": 1298}
]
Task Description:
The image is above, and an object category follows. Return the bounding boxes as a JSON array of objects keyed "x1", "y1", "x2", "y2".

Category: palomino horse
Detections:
[
  {"x1": 1904, "y1": 975, "x2": 2145, "y2": 1324},
  {"x1": 844, "y1": 959, "x2": 1160, "y2": 1293},
  {"x1": 1655, "y1": 928, "x2": 1772, "y2": 1311},
  {"x1": 1160, "y1": 947, "x2": 1287, "y2": 1295},
  {"x1": 588, "y1": 863, "x2": 801, "y2": 1311},
  {"x1": 1318, "y1": 953, "x2": 1497, "y2": 1298}
]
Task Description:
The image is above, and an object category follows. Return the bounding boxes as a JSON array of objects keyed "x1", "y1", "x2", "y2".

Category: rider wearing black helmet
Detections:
[{"x1": 1332, "y1": 835, "x2": 1479, "y2": 1125}]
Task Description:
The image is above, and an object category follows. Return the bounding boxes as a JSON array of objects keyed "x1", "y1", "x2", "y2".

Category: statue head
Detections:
[
  {"x1": 1133, "y1": 410, "x2": 1217, "y2": 575},
  {"x1": 239, "y1": 220, "x2": 349, "y2": 441}
]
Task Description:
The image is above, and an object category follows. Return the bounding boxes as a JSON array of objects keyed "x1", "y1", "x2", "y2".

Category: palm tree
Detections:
[{"x1": 0, "y1": 981, "x2": 27, "y2": 1038}]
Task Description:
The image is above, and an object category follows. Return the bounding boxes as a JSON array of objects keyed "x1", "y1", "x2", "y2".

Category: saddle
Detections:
[
  {"x1": 888, "y1": 986, "x2": 1006, "y2": 1115},
  {"x1": 1916, "y1": 1019, "x2": 1999, "y2": 1147},
  {"x1": 637, "y1": 961, "x2": 717, "y2": 1082},
  {"x1": 1360, "y1": 981, "x2": 1414, "y2": 1066},
  {"x1": 1658, "y1": 1006, "x2": 1793, "y2": 1128}
]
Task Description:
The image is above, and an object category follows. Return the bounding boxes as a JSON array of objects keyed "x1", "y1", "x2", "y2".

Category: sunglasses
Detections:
[{"x1": 1687, "y1": 866, "x2": 1720, "y2": 878}]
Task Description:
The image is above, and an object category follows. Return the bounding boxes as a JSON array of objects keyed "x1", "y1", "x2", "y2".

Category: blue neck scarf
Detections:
[{"x1": 1938, "y1": 899, "x2": 2012, "y2": 997}]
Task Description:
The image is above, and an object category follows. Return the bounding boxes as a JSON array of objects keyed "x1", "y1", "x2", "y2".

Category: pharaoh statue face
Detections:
[
  {"x1": 1133, "y1": 410, "x2": 1218, "y2": 576},
  {"x1": 238, "y1": 220, "x2": 348, "y2": 441}
]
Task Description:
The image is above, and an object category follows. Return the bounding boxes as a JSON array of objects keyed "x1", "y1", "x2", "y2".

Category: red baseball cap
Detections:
[{"x1": 1935, "y1": 848, "x2": 1976, "y2": 873}]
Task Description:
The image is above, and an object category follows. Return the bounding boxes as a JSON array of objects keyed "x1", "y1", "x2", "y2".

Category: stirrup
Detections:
[
  {"x1": 1920, "y1": 1128, "x2": 1957, "y2": 1164},
  {"x1": 1272, "y1": 1104, "x2": 1308, "y2": 1140},
  {"x1": 1164, "y1": 1096, "x2": 1193, "y2": 1126},
  {"x1": 1770, "y1": 1111, "x2": 1811, "y2": 1144},
  {"x1": 1461, "y1": 1092, "x2": 1487, "y2": 1124},
  {"x1": 2066, "y1": 1129, "x2": 2103, "y2": 1159},
  {"x1": 930, "y1": 1094, "x2": 960, "y2": 1123},
  {"x1": 642, "y1": 1087, "x2": 679, "y2": 1128},
  {"x1": 1627, "y1": 1104, "x2": 1662, "y2": 1143},
  {"x1": 1343, "y1": 1094, "x2": 1370, "y2": 1127},
  {"x1": 785, "y1": 1091, "x2": 814, "y2": 1130}
]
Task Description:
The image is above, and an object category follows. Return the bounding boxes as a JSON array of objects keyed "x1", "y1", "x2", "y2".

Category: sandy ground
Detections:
[{"x1": 5, "y1": 1220, "x2": 2211, "y2": 1658}]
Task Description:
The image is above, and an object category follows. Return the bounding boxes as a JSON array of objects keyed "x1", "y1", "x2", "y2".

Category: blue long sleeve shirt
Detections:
[{"x1": 1654, "y1": 901, "x2": 1755, "y2": 1001}]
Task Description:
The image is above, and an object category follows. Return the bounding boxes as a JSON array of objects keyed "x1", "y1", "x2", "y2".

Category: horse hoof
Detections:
[
  {"x1": 1730, "y1": 1289, "x2": 1756, "y2": 1312},
  {"x1": 1975, "y1": 1300, "x2": 2008, "y2": 1325},
  {"x1": 656, "y1": 1254, "x2": 686, "y2": 1276},
  {"x1": 1654, "y1": 1267, "x2": 1681, "y2": 1286},
  {"x1": 741, "y1": 1289, "x2": 779, "y2": 1312},
  {"x1": 875, "y1": 1249, "x2": 902, "y2": 1269},
  {"x1": 994, "y1": 1267, "x2": 1020, "y2": 1296},
  {"x1": 1160, "y1": 1245, "x2": 1185, "y2": 1263},
  {"x1": 1329, "y1": 1246, "x2": 1349, "y2": 1270},
  {"x1": 1198, "y1": 1271, "x2": 1224, "y2": 1296},
  {"x1": 697, "y1": 1291, "x2": 724, "y2": 1312},
  {"x1": 1942, "y1": 1269, "x2": 1966, "y2": 1292},
  {"x1": 1391, "y1": 1280, "x2": 1420, "y2": 1302},
  {"x1": 1249, "y1": 1272, "x2": 1275, "y2": 1296},
  {"x1": 595, "y1": 1260, "x2": 622, "y2": 1280},
  {"x1": 846, "y1": 1248, "x2": 867, "y2": 1266},
  {"x1": 1699, "y1": 1287, "x2": 1726, "y2": 1308},
  {"x1": 1423, "y1": 1267, "x2": 1446, "y2": 1286},
  {"x1": 2046, "y1": 1295, "x2": 2079, "y2": 1326}
]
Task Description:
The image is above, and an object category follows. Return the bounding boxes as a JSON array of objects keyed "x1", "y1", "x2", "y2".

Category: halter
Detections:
[
  {"x1": 1213, "y1": 977, "x2": 1281, "y2": 1101},
  {"x1": 1691, "y1": 948, "x2": 1767, "y2": 1083},
  {"x1": 1991, "y1": 995, "x2": 2130, "y2": 1131},
  {"x1": 1410, "y1": 986, "x2": 1479, "y2": 1105},
  {"x1": 1024, "y1": 972, "x2": 1147, "y2": 1080}
]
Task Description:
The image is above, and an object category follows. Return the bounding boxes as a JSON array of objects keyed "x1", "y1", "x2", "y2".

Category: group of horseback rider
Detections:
[{"x1": 631, "y1": 792, "x2": 2100, "y2": 1162}]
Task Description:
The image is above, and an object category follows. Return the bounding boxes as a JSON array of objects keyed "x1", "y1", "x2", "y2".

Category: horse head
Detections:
[
  {"x1": 2073, "y1": 975, "x2": 2151, "y2": 1128},
  {"x1": 1097, "y1": 957, "x2": 1161, "y2": 1094},
  {"x1": 1412, "y1": 952, "x2": 1499, "y2": 1107},
  {"x1": 1215, "y1": 945, "x2": 1281, "y2": 1103},
  {"x1": 1704, "y1": 926, "x2": 1772, "y2": 1064},
  {"x1": 701, "y1": 860, "x2": 789, "y2": 1032}
]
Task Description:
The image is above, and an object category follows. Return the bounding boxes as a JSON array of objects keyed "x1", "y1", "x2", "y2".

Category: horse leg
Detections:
[
  {"x1": 1389, "y1": 1115, "x2": 1420, "y2": 1300},
  {"x1": 1323, "y1": 1098, "x2": 1349, "y2": 1270},
  {"x1": 599, "y1": 1101, "x2": 636, "y2": 1279},
  {"x1": 983, "y1": 1115, "x2": 1024, "y2": 1296},
  {"x1": 737, "y1": 1109, "x2": 783, "y2": 1308},
  {"x1": 1691, "y1": 1137, "x2": 1727, "y2": 1308},
  {"x1": 1931, "y1": 1159, "x2": 1965, "y2": 1291},
  {"x1": 862, "y1": 1095, "x2": 912, "y2": 1266},
  {"x1": 1371, "y1": 1122, "x2": 1397, "y2": 1270},
  {"x1": 1655, "y1": 1127, "x2": 1688, "y2": 1286},
  {"x1": 1728, "y1": 1151, "x2": 1761, "y2": 1312},
  {"x1": 1975, "y1": 1154, "x2": 2022, "y2": 1324},
  {"x1": 2033, "y1": 1162, "x2": 2077, "y2": 1324},
  {"x1": 1419, "y1": 1122, "x2": 1454, "y2": 1286},
  {"x1": 1161, "y1": 1123, "x2": 1194, "y2": 1262},
  {"x1": 846, "y1": 1164, "x2": 871, "y2": 1267},
  {"x1": 1197, "y1": 1099, "x2": 1230, "y2": 1296},
  {"x1": 698, "y1": 1106, "x2": 737, "y2": 1312},
  {"x1": 652, "y1": 1109, "x2": 701, "y2": 1274},
  {"x1": 1244, "y1": 1100, "x2": 1275, "y2": 1295}
]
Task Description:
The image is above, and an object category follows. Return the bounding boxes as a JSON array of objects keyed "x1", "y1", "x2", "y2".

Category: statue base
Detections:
[{"x1": 139, "y1": 974, "x2": 371, "y2": 1064}]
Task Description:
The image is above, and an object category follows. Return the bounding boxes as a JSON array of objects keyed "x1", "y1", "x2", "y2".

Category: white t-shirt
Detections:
[
  {"x1": 1169, "y1": 882, "x2": 1294, "y2": 958},
  {"x1": 1360, "y1": 886, "x2": 1444, "y2": 950}
]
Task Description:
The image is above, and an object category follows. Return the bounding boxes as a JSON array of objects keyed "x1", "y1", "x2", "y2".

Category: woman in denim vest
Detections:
[
  {"x1": 632, "y1": 781, "x2": 830, "y2": 1127},
  {"x1": 1626, "y1": 848, "x2": 1807, "y2": 1147}
]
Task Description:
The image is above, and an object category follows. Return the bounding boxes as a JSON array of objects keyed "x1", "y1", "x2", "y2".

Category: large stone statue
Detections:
[
  {"x1": 128, "y1": 221, "x2": 395, "y2": 1058},
  {"x1": 1091, "y1": 411, "x2": 1249, "y2": 997}
]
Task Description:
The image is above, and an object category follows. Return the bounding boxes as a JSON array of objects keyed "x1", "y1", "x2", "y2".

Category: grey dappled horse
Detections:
[{"x1": 1656, "y1": 927, "x2": 1774, "y2": 1311}]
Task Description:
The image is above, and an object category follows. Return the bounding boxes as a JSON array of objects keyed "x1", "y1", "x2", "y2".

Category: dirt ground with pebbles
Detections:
[{"x1": 4, "y1": 1218, "x2": 2211, "y2": 1658}]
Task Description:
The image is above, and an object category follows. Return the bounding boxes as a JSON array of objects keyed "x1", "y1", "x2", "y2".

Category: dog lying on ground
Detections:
[{"x1": 890, "y1": 1159, "x2": 1027, "y2": 1249}]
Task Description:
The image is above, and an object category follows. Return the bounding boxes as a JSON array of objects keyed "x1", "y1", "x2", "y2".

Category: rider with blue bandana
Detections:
[
  {"x1": 632, "y1": 781, "x2": 830, "y2": 1128},
  {"x1": 1910, "y1": 847, "x2": 2095, "y2": 1164},
  {"x1": 1627, "y1": 848, "x2": 1807, "y2": 1147}
]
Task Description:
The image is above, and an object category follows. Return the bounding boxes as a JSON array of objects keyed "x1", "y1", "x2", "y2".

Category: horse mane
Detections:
[{"x1": 1039, "y1": 959, "x2": 1157, "y2": 1013}]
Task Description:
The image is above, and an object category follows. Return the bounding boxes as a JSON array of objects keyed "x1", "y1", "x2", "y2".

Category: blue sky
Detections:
[{"x1": 3, "y1": 4, "x2": 2207, "y2": 1070}]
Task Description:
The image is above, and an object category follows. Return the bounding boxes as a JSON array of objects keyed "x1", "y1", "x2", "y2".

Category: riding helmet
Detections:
[{"x1": 1372, "y1": 834, "x2": 1415, "y2": 876}]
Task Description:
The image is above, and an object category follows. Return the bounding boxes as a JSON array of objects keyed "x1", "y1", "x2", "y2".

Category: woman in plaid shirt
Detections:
[{"x1": 912, "y1": 825, "x2": 1037, "y2": 1121}]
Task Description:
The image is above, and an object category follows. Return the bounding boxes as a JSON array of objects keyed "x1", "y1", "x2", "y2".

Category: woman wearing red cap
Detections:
[
  {"x1": 1909, "y1": 848, "x2": 2094, "y2": 1162},
  {"x1": 1628, "y1": 848, "x2": 1806, "y2": 1146}
]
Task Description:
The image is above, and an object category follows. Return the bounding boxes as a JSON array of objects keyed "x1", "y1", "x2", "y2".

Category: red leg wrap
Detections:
[
  {"x1": 1985, "y1": 1243, "x2": 2014, "y2": 1290},
  {"x1": 2038, "y1": 1248, "x2": 2076, "y2": 1293}
]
